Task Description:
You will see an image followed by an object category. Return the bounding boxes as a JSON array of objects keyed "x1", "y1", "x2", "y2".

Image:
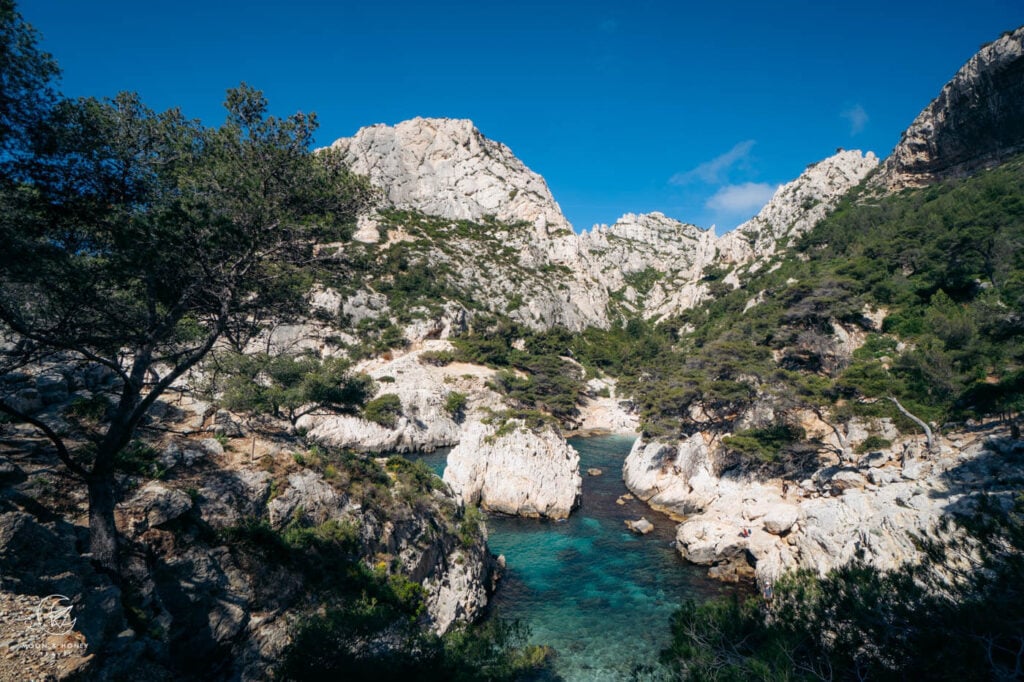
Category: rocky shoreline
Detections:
[{"x1": 623, "y1": 421, "x2": 1023, "y2": 587}]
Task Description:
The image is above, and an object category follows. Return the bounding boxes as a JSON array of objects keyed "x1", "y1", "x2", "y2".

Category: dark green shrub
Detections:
[
  {"x1": 722, "y1": 423, "x2": 806, "y2": 462},
  {"x1": 856, "y1": 434, "x2": 893, "y2": 454},
  {"x1": 443, "y1": 391, "x2": 468, "y2": 421},
  {"x1": 364, "y1": 394, "x2": 403, "y2": 428},
  {"x1": 114, "y1": 440, "x2": 166, "y2": 478},
  {"x1": 419, "y1": 350, "x2": 456, "y2": 366}
]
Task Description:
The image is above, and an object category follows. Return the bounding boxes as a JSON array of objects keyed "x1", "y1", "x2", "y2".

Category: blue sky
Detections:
[{"x1": 20, "y1": 0, "x2": 1023, "y2": 233}]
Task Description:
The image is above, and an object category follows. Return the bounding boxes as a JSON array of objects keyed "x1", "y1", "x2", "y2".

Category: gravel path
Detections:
[{"x1": 0, "y1": 592, "x2": 90, "y2": 681}]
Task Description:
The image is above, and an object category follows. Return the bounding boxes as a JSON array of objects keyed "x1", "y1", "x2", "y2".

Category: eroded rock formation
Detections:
[
  {"x1": 444, "y1": 420, "x2": 582, "y2": 519},
  {"x1": 876, "y1": 26, "x2": 1024, "y2": 189}
]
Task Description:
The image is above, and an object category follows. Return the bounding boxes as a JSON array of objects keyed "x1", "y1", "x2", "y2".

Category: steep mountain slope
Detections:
[
  {"x1": 615, "y1": 31, "x2": 1024, "y2": 586},
  {"x1": 722, "y1": 149, "x2": 879, "y2": 258},
  {"x1": 326, "y1": 121, "x2": 875, "y2": 333},
  {"x1": 876, "y1": 25, "x2": 1024, "y2": 190},
  {"x1": 330, "y1": 117, "x2": 574, "y2": 237}
]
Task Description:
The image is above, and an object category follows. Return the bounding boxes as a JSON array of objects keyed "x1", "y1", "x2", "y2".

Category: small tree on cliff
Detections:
[{"x1": 0, "y1": 15, "x2": 371, "y2": 570}]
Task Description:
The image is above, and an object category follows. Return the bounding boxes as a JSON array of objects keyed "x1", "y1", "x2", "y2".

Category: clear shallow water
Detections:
[{"x1": 415, "y1": 436, "x2": 732, "y2": 681}]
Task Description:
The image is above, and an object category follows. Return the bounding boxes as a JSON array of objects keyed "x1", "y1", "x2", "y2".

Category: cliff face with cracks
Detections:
[
  {"x1": 444, "y1": 420, "x2": 582, "y2": 520},
  {"x1": 876, "y1": 26, "x2": 1024, "y2": 190}
]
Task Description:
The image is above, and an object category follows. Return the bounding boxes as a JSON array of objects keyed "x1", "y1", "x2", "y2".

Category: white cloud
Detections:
[
  {"x1": 841, "y1": 104, "x2": 869, "y2": 135},
  {"x1": 705, "y1": 182, "x2": 778, "y2": 215},
  {"x1": 669, "y1": 140, "x2": 756, "y2": 186}
]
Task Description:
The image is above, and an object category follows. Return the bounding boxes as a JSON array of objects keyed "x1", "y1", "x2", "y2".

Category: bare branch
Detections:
[
  {"x1": 887, "y1": 396, "x2": 936, "y2": 453},
  {"x1": 0, "y1": 400, "x2": 87, "y2": 479}
]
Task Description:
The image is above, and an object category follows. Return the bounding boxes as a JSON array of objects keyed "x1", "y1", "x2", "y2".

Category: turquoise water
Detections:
[{"x1": 415, "y1": 436, "x2": 731, "y2": 681}]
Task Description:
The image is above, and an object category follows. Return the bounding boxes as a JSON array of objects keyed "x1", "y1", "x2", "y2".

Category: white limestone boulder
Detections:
[{"x1": 443, "y1": 420, "x2": 581, "y2": 519}]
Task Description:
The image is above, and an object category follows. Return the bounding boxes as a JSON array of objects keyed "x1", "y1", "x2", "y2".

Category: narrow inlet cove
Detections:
[{"x1": 415, "y1": 435, "x2": 733, "y2": 681}]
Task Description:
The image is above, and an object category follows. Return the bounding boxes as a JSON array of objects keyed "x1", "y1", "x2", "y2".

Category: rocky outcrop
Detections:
[
  {"x1": 299, "y1": 339, "x2": 477, "y2": 450},
  {"x1": 721, "y1": 150, "x2": 879, "y2": 258},
  {"x1": 622, "y1": 434, "x2": 725, "y2": 514},
  {"x1": 625, "y1": 424, "x2": 1021, "y2": 588},
  {"x1": 0, "y1": 512, "x2": 142, "y2": 681},
  {"x1": 876, "y1": 26, "x2": 1024, "y2": 190},
  {"x1": 328, "y1": 117, "x2": 573, "y2": 238},
  {"x1": 421, "y1": 540, "x2": 492, "y2": 635},
  {"x1": 0, "y1": 368, "x2": 497, "y2": 681},
  {"x1": 262, "y1": 466, "x2": 492, "y2": 636},
  {"x1": 569, "y1": 212, "x2": 721, "y2": 319},
  {"x1": 444, "y1": 421, "x2": 582, "y2": 519},
  {"x1": 558, "y1": 150, "x2": 877, "y2": 321}
]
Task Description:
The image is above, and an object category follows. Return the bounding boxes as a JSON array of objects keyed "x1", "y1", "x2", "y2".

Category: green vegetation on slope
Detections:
[
  {"x1": 313, "y1": 209, "x2": 579, "y2": 358},
  {"x1": 224, "y1": 446, "x2": 550, "y2": 681},
  {"x1": 631, "y1": 157, "x2": 1024, "y2": 454},
  {"x1": 452, "y1": 320, "x2": 586, "y2": 425},
  {"x1": 660, "y1": 493, "x2": 1024, "y2": 681},
  {"x1": 207, "y1": 352, "x2": 373, "y2": 425},
  {"x1": 444, "y1": 156, "x2": 1024, "y2": 475}
]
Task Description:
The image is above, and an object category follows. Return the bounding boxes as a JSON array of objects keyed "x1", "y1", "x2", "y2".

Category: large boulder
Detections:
[
  {"x1": 120, "y1": 483, "x2": 194, "y2": 537},
  {"x1": 622, "y1": 434, "x2": 721, "y2": 514},
  {"x1": 444, "y1": 420, "x2": 581, "y2": 519}
]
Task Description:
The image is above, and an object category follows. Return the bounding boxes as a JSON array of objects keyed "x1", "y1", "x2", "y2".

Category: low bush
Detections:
[{"x1": 364, "y1": 393, "x2": 403, "y2": 428}]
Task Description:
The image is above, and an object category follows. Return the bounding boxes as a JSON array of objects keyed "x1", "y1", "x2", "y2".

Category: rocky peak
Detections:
[
  {"x1": 571, "y1": 212, "x2": 719, "y2": 309},
  {"x1": 722, "y1": 149, "x2": 879, "y2": 258},
  {"x1": 328, "y1": 117, "x2": 573, "y2": 237},
  {"x1": 325, "y1": 117, "x2": 879, "y2": 328},
  {"x1": 583, "y1": 212, "x2": 713, "y2": 260},
  {"x1": 876, "y1": 26, "x2": 1024, "y2": 190},
  {"x1": 580, "y1": 212, "x2": 716, "y2": 276}
]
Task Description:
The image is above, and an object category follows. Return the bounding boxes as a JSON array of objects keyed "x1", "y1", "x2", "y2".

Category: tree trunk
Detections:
[
  {"x1": 815, "y1": 408, "x2": 851, "y2": 459},
  {"x1": 887, "y1": 396, "x2": 936, "y2": 454},
  {"x1": 87, "y1": 473, "x2": 119, "y2": 573}
]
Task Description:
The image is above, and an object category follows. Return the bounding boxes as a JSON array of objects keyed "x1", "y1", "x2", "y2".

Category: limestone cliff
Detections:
[
  {"x1": 329, "y1": 117, "x2": 573, "y2": 238},
  {"x1": 444, "y1": 420, "x2": 582, "y2": 519},
  {"x1": 876, "y1": 26, "x2": 1024, "y2": 190},
  {"x1": 722, "y1": 149, "x2": 879, "y2": 258},
  {"x1": 570, "y1": 212, "x2": 722, "y2": 318},
  {"x1": 328, "y1": 119, "x2": 876, "y2": 329}
]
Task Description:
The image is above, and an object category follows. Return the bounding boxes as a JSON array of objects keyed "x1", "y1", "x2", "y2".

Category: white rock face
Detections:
[
  {"x1": 329, "y1": 117, "x2": 573, "y2": 237},
  {"x1": 622, "y1": 434, "x2": 727, "y2": 514},
  {"x1": 444, "y1": 421, "x2": 582, "y2": 519},
  {"x1": 876, "y1": 26, "x2": 1024, "y2": 190},
  {"x1": 299, "y1": 341, "x2": 500, "y2": 453},
  {"x1": 562, "y1": 151, "x2": 875, "y2": 322},
  {"x1": 720, "y1": 150, "x2": 879, "y2": 259},
  {"x1": 570, "y1": 212, "x2": 721, "y2": 319},
  {"x1": 626, "y1": 425, "x2": 1015, "y2": 587},
  {"x1": 423, "y1": 545, "x2": 492, "y2": 634}
]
